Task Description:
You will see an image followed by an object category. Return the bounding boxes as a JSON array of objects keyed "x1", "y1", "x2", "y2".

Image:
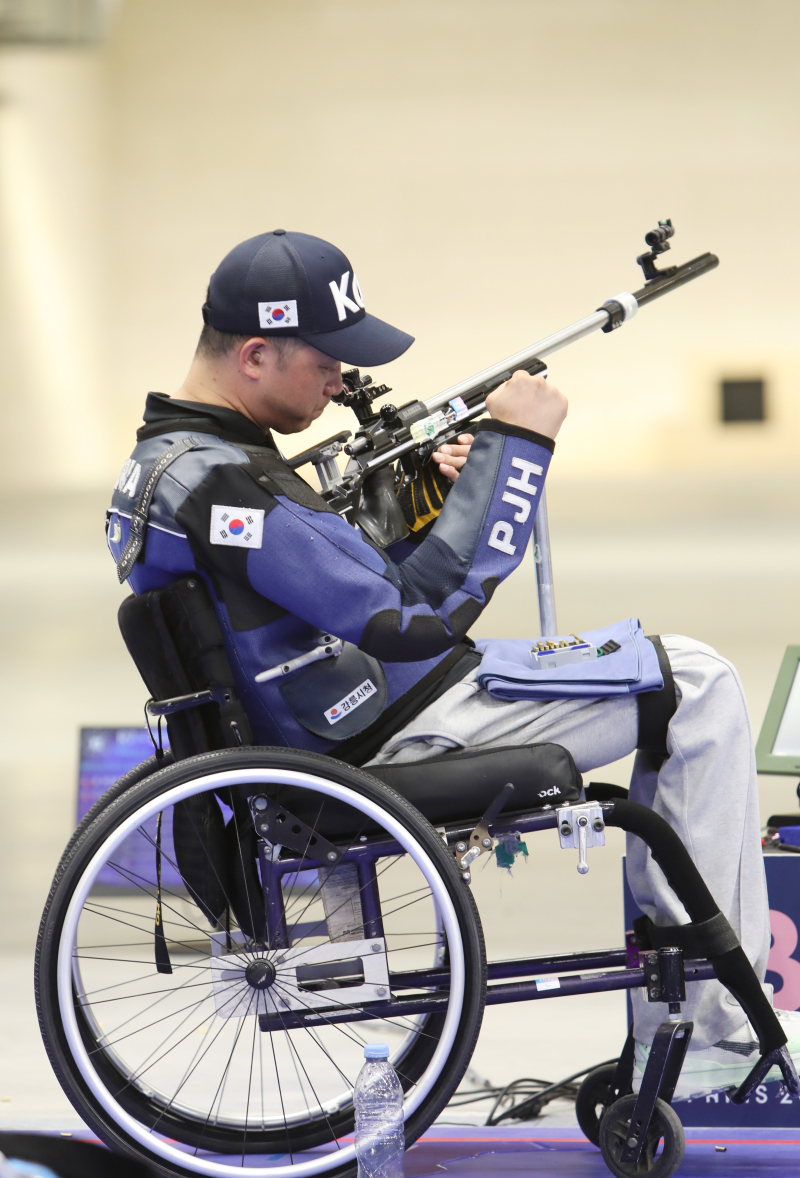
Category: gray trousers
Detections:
[{"x1": 366, "y1": 634, "x2": 769, "y2": 1050}]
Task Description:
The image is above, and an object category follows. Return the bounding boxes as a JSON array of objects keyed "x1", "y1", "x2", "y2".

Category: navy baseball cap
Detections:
[{"x1": 203, "y1": 230, "x2": 414, "y2": 366}]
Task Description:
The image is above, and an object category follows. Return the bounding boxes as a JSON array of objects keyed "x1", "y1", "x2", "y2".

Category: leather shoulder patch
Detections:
[
  {"x1": 239, "y1": 447, "x2": 338, "y2": 515},
  {"x1": 207, "y1": 571, "x2": 289, "y2": 631}
]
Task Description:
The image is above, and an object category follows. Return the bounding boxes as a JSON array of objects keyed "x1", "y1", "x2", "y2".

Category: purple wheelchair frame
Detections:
[{"x1": 253, "y1": 803, "x2": 717, "y2": 1037}]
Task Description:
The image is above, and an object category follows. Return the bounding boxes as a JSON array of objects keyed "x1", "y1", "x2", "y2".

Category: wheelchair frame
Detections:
[
  {"x1": 36, "y1": 734, "x2": 798, "y2": 1178},
  {"x1": 35, "y1": 567, "x2": 799, "y2": 1178},
  {"x1": 252, "y1": 802, "x2": 713, "y2": 1030}
]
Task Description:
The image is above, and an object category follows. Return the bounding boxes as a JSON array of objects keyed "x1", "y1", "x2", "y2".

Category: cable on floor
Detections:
[{"x1": 446, "y1": 1059, "x2": 618, "y2": 1126}]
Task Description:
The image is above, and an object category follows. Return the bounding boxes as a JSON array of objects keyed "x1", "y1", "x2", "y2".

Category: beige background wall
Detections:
[
  {"x1": 1, "y1": 1, "x2": 799, "y2": 961},
  {"x1": 1, "y1": 0, "x2": 800, "y2": 487}
]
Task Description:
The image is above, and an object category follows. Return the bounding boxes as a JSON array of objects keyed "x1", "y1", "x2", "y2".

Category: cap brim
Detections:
[{"x1": 299, "y1": 312, "x2": 414, "y2": 366}]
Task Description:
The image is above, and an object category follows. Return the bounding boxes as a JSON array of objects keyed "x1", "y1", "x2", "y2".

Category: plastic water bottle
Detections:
[{"x1": 354, "y1": 1043, "x2": 404, "y2": 1178}]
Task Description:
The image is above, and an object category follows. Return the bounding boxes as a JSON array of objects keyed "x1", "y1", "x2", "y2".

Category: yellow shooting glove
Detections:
[{"x1": 396, "y1": 463, "x2": 451, "y2": 532}]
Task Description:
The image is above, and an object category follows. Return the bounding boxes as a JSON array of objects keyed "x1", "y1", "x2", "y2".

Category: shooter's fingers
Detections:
[{"x1": 432, "y1": 433, "x2": 474, "y2": 481}]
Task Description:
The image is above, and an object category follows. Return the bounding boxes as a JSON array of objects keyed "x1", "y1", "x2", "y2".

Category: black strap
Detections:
[
  {"x1": 154, "y1": 811, "x2": 173, "y2": 974},
  {"x1": 116, "y1": 435, "x2": 201, "y2": 583},
  {"x1": 633, "y1": 912, "x2": 740, "y2": 959},
  {"x1": 637, "y1": 635, "x2": 677, "y2": 759}
]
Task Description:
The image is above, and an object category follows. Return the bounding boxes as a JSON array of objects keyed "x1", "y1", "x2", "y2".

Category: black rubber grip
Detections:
[{"x1": 607, "y1": 798, "x2": 786, "y2": 1054}]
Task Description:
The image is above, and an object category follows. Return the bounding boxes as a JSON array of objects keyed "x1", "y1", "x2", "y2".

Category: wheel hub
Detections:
[{"x1": 245, "y1": 958, "x2": 277, "y2": 991}]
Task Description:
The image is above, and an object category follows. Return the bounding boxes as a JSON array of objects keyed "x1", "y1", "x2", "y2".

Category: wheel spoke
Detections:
[
  {"x1": 191, "y1": 988, "x2": 256, "y2": 1155},
  {"x1": 272, "y1": 1010, "x2": 344, "y2": 1150},
  {"x1": 81, "y1": 904, "x2": 219, "y2": 962},
  {"x1": 117, "y1": 973, "x2": 251, "y2": 1094},
  {"x1": 102, "y1": 859, "x2": 251, "y2": 965},
  {"x1": 267, "y1": 974, "x2": 439, "y2": 1070},
  {"x1": 84, "y1": 968, "x2": 211, "y2": 1048},
  {"x1": 265, "y1": 992, "x2": 294, "y2": 1164},
  {"x1": 242, "y1": 1000, "x2": 260, "y2": 1164},
  {"x1": 47, "y1": 764, "x2": 475, "y2": 1175}
]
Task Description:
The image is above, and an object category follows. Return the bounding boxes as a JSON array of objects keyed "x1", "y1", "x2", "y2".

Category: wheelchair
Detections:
[{"x1": 34, "y1": 575, "x2": 798, "y2": 1178}]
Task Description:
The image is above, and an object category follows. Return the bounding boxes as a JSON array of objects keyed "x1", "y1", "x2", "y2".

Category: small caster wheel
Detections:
[
  {"x1": 599, "y1": 1094, "x2": 685, "y2": 1178},
  {"x1": 576, "y1": 1062, "x2": 621, "y2": 1146}
]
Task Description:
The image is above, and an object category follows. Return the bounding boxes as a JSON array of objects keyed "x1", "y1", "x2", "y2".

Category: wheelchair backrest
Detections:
[{"x1": 118, "y1": 575, "x2": 252, "y2": 760}]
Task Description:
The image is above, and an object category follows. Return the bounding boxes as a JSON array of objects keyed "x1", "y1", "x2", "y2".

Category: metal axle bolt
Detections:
[
  {"x1": 456, "y1": 842, "x2": 467, "y2": 853},
  {"x1": 482, "y1": 837, "x2": 492, "y2": 848},
  {"x1": 254, "y1": 796, "x2": 268, "y2": 811},
  {"x1": 327, "y1": 851, "x2": 337, "y2": 862}
]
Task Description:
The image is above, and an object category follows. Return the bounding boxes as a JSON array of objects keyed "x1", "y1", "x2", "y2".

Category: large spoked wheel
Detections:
[
  {"x1": 599, "y1": 1094, "x2": 685, "y2": 1178},
  {"x1": 36, "y1": 747, "x2": 486, "y2": 1178}
]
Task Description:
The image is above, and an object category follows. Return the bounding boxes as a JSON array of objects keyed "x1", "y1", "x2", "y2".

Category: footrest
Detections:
[{"x1": 731, "y1": 1044, "x2": 800, "y2": 1104}]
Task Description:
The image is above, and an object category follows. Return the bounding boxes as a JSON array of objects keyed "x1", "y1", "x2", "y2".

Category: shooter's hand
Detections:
[
  {"x1": 486, "y1": 371, "x2": 567, "y2": 440},
  {"x1": 432, "y1": 434, "x2": 474, "y2": 481}
]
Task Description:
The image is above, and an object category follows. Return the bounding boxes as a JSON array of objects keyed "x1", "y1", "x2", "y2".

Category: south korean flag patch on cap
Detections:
[
  {"x1": 258, "y1": 300, "x2": 298, "y2": 329},
  {"x1": 210, "y1": 505, "x2": 265, "y2": 549}
]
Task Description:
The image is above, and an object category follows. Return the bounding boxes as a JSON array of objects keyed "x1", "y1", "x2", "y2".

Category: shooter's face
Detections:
[{"x1": 242, "y1": 341, "x2": 342, "y2": 434}]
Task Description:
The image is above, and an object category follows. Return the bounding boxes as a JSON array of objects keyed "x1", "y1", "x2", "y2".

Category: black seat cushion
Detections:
[
  {"x1": 367, "y1": 742, "x2": 582, "y2": 826},
  {"x1": 227, "y1": 743, "x2": 582, "y2": 844}
]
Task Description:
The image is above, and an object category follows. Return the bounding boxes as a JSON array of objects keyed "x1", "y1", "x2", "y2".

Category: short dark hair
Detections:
[{"x1": 196, "y1": 323, "x2": 304, "y2": 367}]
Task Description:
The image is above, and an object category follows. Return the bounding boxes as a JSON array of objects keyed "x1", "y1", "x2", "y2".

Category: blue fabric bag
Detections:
[{"x1": 475, "y1": 618, "x2": 663, "y2": 700}]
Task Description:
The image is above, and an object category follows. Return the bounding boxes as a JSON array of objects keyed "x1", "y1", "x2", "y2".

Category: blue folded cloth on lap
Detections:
[{"x1": 475, "y1": 618, "x2": 664, "y2": 700}]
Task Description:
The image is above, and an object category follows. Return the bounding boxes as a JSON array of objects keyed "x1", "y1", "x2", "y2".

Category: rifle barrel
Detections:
[
  {"x1": 422, "y1": 251, "x2": 719, "y2": 415},
  {"x1": 632, "y1": 251, "x2": 719, "y2": 306},
  {"x1": 422, "y1": 310, "x2": 607, "y2": 414}
]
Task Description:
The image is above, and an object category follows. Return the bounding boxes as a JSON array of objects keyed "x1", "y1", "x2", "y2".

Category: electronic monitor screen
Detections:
[
  {"x1": 772, "y1": 668, "x2": 800, "y2": 756},
  {"x1": 755, "y1": 647, "x2": 800, "y2": 775},
  {"x1": 77, "y1": 727, "x2": 180, "y2": 888}
]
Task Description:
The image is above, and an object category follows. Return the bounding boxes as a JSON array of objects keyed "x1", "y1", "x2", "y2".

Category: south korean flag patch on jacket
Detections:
[{"x1": 210, "y1": 504, "x2": 265, "y2": 548}]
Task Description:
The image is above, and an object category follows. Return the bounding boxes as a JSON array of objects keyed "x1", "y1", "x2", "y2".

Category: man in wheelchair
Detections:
[{"x1": 106, "y1": 228, "x2": 797, "y2": 1105}]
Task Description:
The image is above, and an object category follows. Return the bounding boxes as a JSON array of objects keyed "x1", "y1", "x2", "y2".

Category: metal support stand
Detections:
[
  {"x1": 617, "y1": 1018, "x2": 693, "y2": 1167},
  {"x1": 533, "y1": 486, "x2": 558, "y2": 637},
  {"x1": 616, "y1": 945, "x2": 691, "y2": 1169}
]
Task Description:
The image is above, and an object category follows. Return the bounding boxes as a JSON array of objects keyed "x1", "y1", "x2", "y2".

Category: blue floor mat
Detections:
[
  {"x1": 9, "y1": 1125, "x2": 800, "y2": 1176},
  {"x1": 405, "y1": 1127, "x2": 800, "y2": 1177}
]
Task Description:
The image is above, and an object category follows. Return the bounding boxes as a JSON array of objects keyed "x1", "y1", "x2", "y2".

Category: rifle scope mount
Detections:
[
  {"x1": 332, "y1": 369, "x2": 393, "y2": 426},
  {"x1": 637, "y1": 218, "x2": 679, "y2": 283}
]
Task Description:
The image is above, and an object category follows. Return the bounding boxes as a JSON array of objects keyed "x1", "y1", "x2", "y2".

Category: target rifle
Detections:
[{"x1": 288, "y1": 221, "x2": 718, "y2": 635}]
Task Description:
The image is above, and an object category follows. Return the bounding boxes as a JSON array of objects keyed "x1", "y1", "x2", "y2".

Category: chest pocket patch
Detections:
[{"x1": 277, "y1": 643, "x2": 387, "y2": 740}]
